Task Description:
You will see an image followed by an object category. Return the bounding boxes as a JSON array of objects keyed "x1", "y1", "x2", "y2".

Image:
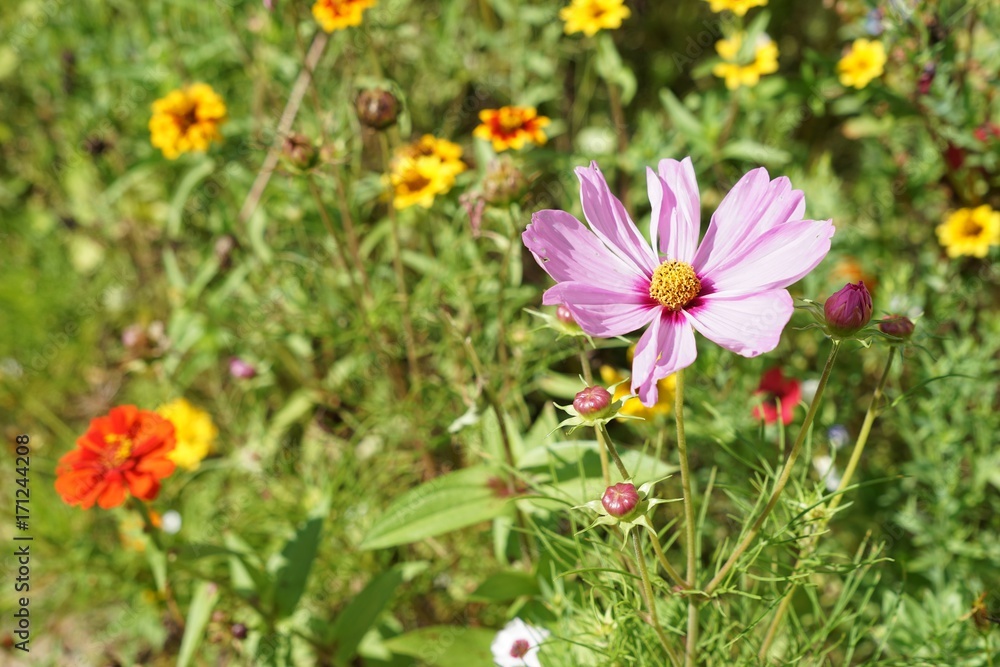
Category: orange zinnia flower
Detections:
[
  {"x1": 55, "y1": 405, "x2": 177, "y2": 510},
  {"x1": 474, "y1": 106, "x2": 550, "y2": 152}
]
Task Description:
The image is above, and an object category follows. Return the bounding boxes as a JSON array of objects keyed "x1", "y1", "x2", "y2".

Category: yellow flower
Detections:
[
  {"x1": 389, "y1": 136, "x2": 466, "y2": 209},
  {"x1": 473, "y1": 106, "x2": 550, "y2": 152},
  {"x1": 599, "y1": 365, "x2": 677, "y2": 422},
  {"x1": 149, "y1": 84, "x2": 227, "y2": 160},
  {"x1": 703, "y1": 0, "x2": 767, "y2": 16},
  {"x1": 837, "y1": 39, "x2": 886, "y2": 89},
  {"x1": 560, "y1": 0, "x2": 630, "y2": 37},
  {"x1": 312, "y1": 0, "x2": 376, "y2": 33},
  {"x1": 712, "y1": 33, "x2": 779, "y2": 90},
  {"x1": 156, "y1": 398, "x2": 218, "y2": 471},
  {"x1": 936, "y1": 205, "x2": 1000, "y2": 258}
]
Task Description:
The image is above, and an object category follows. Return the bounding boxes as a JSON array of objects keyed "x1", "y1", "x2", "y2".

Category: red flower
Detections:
[
  {"x1": 55, "y1": 405, "x2": 176, "y2": 510},
  {"x1": 752, "y1": 368, "x2": 801, "y2": 426}
]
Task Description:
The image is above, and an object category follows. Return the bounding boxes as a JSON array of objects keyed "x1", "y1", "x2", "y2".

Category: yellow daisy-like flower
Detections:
[
  {"x1": 473, "y1": 106, "x2": 551, "y2": 152},
  {"x1": 600, "y1": 365, "x2": 677, "y2": 421},
  {"x1": 837, "y1": 39, "x2": 886, "y2": 89},
  {"x1": 712, "y1": 33, "x2": 779, "y2": 90},
  {"x1": 149, "y1": 84, "x2": 227, "y2": 160},
  {"x1": 560, "y1": 0, "x2": 630, "y2": 37},
  {"x1": 389, "y1": 136, "x2": 466, "y2": 209},
  {"x1": 935, "y1": 205, "x2": 1000, "y2": 258},
  {"x1": 703, "y1": 0, "x2": 767, "y2": 16},
  {"x1": 156, "y1": 398, "x2": 218, "y2": 471},
  {"x1": 312, "y1": 0, "x2": 376, "y2": 33}
]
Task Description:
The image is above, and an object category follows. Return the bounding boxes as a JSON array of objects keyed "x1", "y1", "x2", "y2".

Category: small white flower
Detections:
[
  {"x1": 800, "y1": 378, "x2": 820, "y2": 404},
  {"x1": 812, "y1": 455, "x2": 842, "y2": 493},
  {"x1": 161, "y1": 510, "x2": 182, "y2": 535},
  {"x1": 490, "y1": 618, "x2": 549, "y2": 667}
]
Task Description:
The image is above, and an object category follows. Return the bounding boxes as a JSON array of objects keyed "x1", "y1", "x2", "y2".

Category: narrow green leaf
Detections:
[
  {"x1": 177, "y1": 581, "x2": 221, "y2": 667},
  {"x1": 469, "y1": 571, "x2": 540, "y2": 602},
  {"x1": 359, "y1": 466, "x2": 511, "y2": 550},
  {"x1": 384, "y1": 626, "x2": 496, "y2": 667},
  {"x1": 268, "y1": 494, "x2": 330, "y2": 618},
  {"x1": 167, "y1": 159, "x2": 215, "y2": 238}
]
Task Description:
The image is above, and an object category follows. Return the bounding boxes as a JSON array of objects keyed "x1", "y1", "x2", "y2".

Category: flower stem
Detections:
[
  {"x1": 633, "y1": 531, "x2": 681, "y2": 666},
  {"x1": 757, "y1": 347, "x2": 894, "y2": 660},
  {"x1": 674, "y1": 368, "x2": 698, "y2": 666},
  {"x1": 597, "y1": 423, "x2": 630, "y2": 480},
  {"x1": 379, "y1": 134, "x2": 422, "y2": 392},
  {"x1": 646, "y1": 525, "x2": 687, "y2": 589},
  {"x1": 704, "y1": 341, "x2": 841, "y2": 597}
]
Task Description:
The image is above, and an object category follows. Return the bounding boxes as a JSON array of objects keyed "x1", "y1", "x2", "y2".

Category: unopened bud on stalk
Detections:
[
  {"x1": 556, "y1": 304, "x2": 575, "y2": 325},
  {"x1": 601, "y1": 482, "x2": 639, "y2": 518},
  {"x1": 355, "y1": 88, "x2": 399, "y2": 130},
  {"x1": 229, "y1": 357, "x2": 257, "y2": 379},
  {"x1": 231, "y1": 623, "x2": 248, "y2": 640},
  {"x1": 573, "y1": 386, "x2": 612, "y2": 419},
  {"x1": 482, "y1": 157, "x2": 527, "y2": 205},
  {"x1": 878, "y1": 314, "x2": 914, "y2": 339},
  {"x1": 824, "y1": 281, "x2": 872, "y2": 337},
  {"x1": 282, "y1": 133, "x2": 317, "y2": 170}
]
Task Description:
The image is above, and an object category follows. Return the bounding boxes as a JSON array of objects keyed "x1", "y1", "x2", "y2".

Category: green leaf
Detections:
[
  {"x1": 721, "y1": 139, "x2": 791, "y2": 166},
  {"x1": 329, "y1": 562, "x2": 429, "y2": 662},
  {"x1": 360, "y1": 466, "x2": 512, "y2": 550},
  {"x1": 167, "y1": 158, "x2": 215, "y2": 238},
  {"x1": 268, "y1": 494, "x2": 330, "y2": 618},
  {"x1": 595, "y1": 33, "x2": 637, "y2": 105},
  {"x1": 469, "y1": 571, "x2": 540, "y2": 602},
  {"x1": 384, "y1": 626, "x2": 496, "y2": 667},
  {"x1": 177, "y1": 581, "x2": 221, "y2": 667},
  {"x1": 659, "y1": 88, "x2": 703, "y2": 139}
]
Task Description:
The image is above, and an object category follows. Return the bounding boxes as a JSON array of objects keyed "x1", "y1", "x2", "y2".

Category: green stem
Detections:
[
  {"x1": 646, "y1": 526, "x2": 687, "y2": 589},
  {"x1": 674, "y1": 369, "x2": 698, "y2": 666},
  {"x1": 597, "y1": 423, "x2": 630, "y2": 480},
  {"x1": 633, "y1": 531, "x2": 681, "y2": 666},
  {"x1": 704, "y1": 341, "x2": 841, "y2": 596},
  {"x1": 758, "y1": 347, "x2": 895, "y2": 660}
]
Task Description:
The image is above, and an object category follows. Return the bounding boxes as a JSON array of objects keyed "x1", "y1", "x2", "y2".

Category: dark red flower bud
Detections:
[
  {"x1": 355, "y1": 88, "x2": 399, "y2": 130},
  {"x1": 282, "y1": 133, "x2": 317, "y2": 170},
  {"x1": 824, "y1": 281, "x2": 873, "y2": 337},
  {"x1": 944, "y1": 143, "x2": 965, "y2": 170},
  {"x1": 573, "y1": 386, "x2": 612, "y2": 418},
  {"x1": 602, "y1": 482, "x2": 639, "y2": 518},
  {"x1": 231, "y1": 623, "x2": 248, "y2": 640},
  {"x1": 878, "y1": 314, "x2": 915, "y2": 339}
]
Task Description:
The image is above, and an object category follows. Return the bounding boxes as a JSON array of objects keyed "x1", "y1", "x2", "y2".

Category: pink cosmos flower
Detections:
[{"x1": 523, "y1": 158, "x2": 834, "y2": 406}]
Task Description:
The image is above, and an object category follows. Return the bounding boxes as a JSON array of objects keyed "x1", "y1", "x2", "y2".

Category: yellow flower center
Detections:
[
  {"x1": 649, "y1": 260, "x2": 701, "y2": 311},
  {"x1": 106, "y1": 433, "x2": 134, "y2": 467},
  {"x1": 961, "y1": 215, "x2": 984, "y2": 238}
]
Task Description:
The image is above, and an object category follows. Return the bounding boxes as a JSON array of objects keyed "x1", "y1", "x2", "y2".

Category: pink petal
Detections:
[
  {"x1": 648, "y1": 158, "x2": 700, "y2": 262},
  {"x1": 693, "y1": 170, "x2": 806, "y2": 276},
  {"x1": 576, "y1": 162, "x2": 658, "y2": 275},
  {"x1": 703, "y1": 219, "x2": 835, "y2": 295},
  {"x1": 630, "y1": 310, "x2": 697, "y2": 406},
  {"x1": 684, "y1": 289, "x2": 794, "y2": 358},
  {"x1": 542, "y1": 282, "x2": 657, "y2": 337},
  {"x1": 523, "y1": 210, "x2": 648, "y2": 293}
]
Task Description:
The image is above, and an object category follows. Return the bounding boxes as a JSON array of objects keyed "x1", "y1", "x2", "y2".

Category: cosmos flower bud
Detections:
[
  {"x1": 824, "y1": 281, "x2": 873, "y2": 337},
  {"x1": 482, "y1": 157, "x2": 527, "y2": 205},
  {"x1": 229, "y1": 357, "x2": 257, "y2": 379},
  {"x1": 573, "y1": 386, "x2": 612, "y2": 419},
  {"x1": 556, "y1": 304, "x2": 575, "y2": 325},
  {"x1": 231, "y1": 623, "x2": 248, "y2": 640},
  {"x1": 878, "y1": 314, "x2": 915, "y2": 339},
  {"x1": 601, "y1": 482, "x2": 639, "y2": 518},
  {"x1": 355, "y1": 88, "x2": 399, "y2": 130},
  {"x1": 282, "y1": 133, "x2": 318, "y2": 170}
]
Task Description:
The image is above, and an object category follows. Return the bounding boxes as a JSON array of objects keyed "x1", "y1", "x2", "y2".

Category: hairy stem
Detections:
[{"x1": 597, "y1": 423, "x2": 630, "y2": 480}]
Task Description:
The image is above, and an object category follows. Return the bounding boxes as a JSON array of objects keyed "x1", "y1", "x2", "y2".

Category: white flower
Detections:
[
  {"x1": 812, "y1": 455, "x2": 842, "y2": 493},
  {"x1": 491, "y1": 618, "x2": 550, "y2": 667},
  {"x1": 161, "y1": 510, "x2": 182, "y2": 535}
]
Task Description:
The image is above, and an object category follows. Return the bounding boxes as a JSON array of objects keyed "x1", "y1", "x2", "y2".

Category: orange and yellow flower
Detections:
[
  {"x1": 55, "y1": 405, "x2": 176, "y2": 510},
  {"x1": 474, "y1": 106, "x2": 550, "y2": 152},
  {"x1": 312, "y1": 0, "x2": 376, "y2": 33},
  {"x1": 149, "y1": 83, "x2": 227, "y2": 160},
  {"x1": 560, "y1": 0, "x2": 630, "y2": 37},
  {"x1": 712, "y1": 32, "x2": 779, "y2": 90},
  {"x1": 156, "y1": 398, "x2": 218, "y2": 471},
  {"x1": 703, "y1": 0, "x2": 767, "y2": 16},
  {"x1": 837, "y1": 39, "x2": 886, "y2": 89},
  {"x1": 389, "y1": 135, "x2": 466, "y2": 209},
  {"x1": 936, "y1": 205, "x2": 1000, "y2": 258}
]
